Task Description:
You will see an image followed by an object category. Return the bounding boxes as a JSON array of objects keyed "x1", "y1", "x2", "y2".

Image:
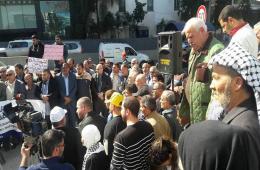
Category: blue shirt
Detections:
[
  {"x1": 18, "y1": 156, "x2": 75, "y2": 170},
  {"x1": 62, "y1": 74, "x2": 69, "y2": 96}
]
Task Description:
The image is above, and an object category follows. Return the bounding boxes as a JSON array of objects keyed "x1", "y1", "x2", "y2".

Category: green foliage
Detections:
[
  {"x1": 237, "y1": 0, "x2": 251, "y2": 22},
  {"x1": 156, "y1": 18, "x2": 166, "y2": 33},
  {"x1": 115, "y1": 12, "x2": 133, "y2": 27},
  {"x1": 47, "y1": 12, "x2": 64, "y2": 36},
  {"x1": 132, "y1": 0, "x2": 147, "y2": 24},
  {"x1": 102, "y1": 12, "x2": 116, "y2": 32},
  {"x1": 213, "y1": 0, "x2": 232, "y2": 26},
  {"x1": 178, "y1": 0, "x2": 206, "y2": 21}
]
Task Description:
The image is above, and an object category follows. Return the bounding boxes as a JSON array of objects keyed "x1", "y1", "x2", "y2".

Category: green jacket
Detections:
[{"x1": 179, "y1": 36, "x2": 224, "y2": 124}]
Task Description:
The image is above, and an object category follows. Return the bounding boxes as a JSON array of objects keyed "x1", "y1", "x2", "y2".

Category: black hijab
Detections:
[{"x1": 178, "y1": 120, "x2": 252, "y2": 170}]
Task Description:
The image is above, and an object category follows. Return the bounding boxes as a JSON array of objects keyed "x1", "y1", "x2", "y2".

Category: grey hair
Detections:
[
  {"x1": 182, "y1": 17, "x2": 207, "y2": 34},
  {"x1": 161, "y1": 90, "x2": 176, "y2": 106},
  {"x1": 141, "y1": 95, "x2": 157, "y2": 112},
  {"x1": 150, "y1": 66, "x2": 158, "y2": 72}
]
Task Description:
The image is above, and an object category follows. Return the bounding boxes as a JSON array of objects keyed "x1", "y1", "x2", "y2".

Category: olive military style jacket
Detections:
[{"x1": 179, "y1": 34, "x2": 224, "y2": 124}]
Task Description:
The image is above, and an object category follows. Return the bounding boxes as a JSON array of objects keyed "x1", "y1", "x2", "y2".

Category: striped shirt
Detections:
[{"x1": 111, "y1": 121, "x2": 154, "y2": 170}]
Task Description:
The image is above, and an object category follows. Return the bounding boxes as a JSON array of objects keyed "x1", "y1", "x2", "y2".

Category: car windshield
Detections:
[
  {"x1": 65, "y1": 43, "x2": 78, "y2": 50},
  {"x1": 9, "y1": 42, "x2": 28, "y2": 48}
]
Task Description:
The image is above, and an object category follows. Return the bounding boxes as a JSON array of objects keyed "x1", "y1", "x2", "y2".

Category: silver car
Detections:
[{"x1": 0, "y1": 40, "x2": 32, "y2": 57}]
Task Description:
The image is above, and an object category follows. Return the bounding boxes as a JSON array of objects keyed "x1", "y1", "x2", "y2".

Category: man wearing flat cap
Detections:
[
  {"x1": 208, "y1": 42, "x2": 260, "y2": 169},
  {"x1": 50, "y1": 106, "x2": 83, "y2": 170}
]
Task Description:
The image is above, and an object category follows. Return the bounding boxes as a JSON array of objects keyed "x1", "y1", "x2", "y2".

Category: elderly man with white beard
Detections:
[{"x1": 207, "y1": 42, "x2": 260, "y2": 170}]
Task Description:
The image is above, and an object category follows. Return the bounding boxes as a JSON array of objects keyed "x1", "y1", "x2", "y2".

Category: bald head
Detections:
[
  {"x1": 135, "y1": 74, "x2": 147, "y2": 89},
  {"x1": 96, "y1": 64, "x2": 103, "y2": 75}
]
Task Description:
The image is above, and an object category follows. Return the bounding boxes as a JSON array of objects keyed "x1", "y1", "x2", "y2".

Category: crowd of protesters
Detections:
[{"x1": 0, "y1": 4, "x2": 259, "y2": 170}]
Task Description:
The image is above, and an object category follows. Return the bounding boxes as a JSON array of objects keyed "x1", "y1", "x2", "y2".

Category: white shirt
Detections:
[
  {"x1": 230, "y1": 24, "x2": 258, "y2": 58},
  {"x1": 6, "y1": 81, "x2": 15, "y2": 100}
]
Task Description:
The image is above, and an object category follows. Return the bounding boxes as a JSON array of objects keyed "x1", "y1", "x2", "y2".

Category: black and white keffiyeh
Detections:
[
  {"x1": 208, "y1": 42, "x2": 260, "y2": 123},
  {"x1": 82, "y1": 142, "x2": 104, "y2": 170}
]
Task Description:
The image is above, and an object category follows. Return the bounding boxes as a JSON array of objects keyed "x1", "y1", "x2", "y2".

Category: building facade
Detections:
[{"x1": 0, "y1": 0, "x2": 71, "y2": 41}]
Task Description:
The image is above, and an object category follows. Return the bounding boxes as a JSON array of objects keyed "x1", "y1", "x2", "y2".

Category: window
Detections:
[
  {"x1": 174, "y1": 0, "x2": 180, "y2": 11},
  {"x1": 9, "y1": 42, "x2": 29, "y2": 48},
  {"x1": 40, "y1": 1, "x2": 70, "y2": 36},
  {"x1": 147, "y1": 0, "x2": 153, "y2": 11},
  {"x1": 119, "y1": 0, "x2": 125, "y2": 12},
  {"x1": 125, "y1": 47, "x2": 137, "y2": 56},
  {"x1": 0, "y1": 0, "x2": 36, "y2": 30},
  {"x1": 65, "y1": 43, "x2": 78, "y2": 50}
]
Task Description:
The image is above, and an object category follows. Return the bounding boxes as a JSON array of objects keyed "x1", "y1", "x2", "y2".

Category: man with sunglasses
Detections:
[{"x1": 5, "y1": 68, "x2": 26, "y2": 100}]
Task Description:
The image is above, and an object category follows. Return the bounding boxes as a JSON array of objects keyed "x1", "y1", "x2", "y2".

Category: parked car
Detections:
[
  {"x1": 63, "y1": 41, "x2": 82, "y2": 54},
  {"x1": 99, "y1": 42, "x2": 149, "y2": 64},
  {"x1": 0, "y1": 40, "x2": 32, "y2": 57}
]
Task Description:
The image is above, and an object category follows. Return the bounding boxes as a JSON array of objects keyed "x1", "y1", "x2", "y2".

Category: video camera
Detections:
[
  {"x1": 3, "y1": 100, "x2": 48, "y2": 137},
  {"x1": 2, "y1": 100, "x2": 48, "y2": 154}
]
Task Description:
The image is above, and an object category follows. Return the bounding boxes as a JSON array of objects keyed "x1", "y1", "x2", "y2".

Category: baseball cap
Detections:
[
  {"x1": 109, "y1": 92, "x2": 124, "y2": 107},
  {"x1": 50, "y1": 106, "x2": 67, "y2": 123}
]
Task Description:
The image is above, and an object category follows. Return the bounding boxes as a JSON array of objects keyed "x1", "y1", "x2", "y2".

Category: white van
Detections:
[{"x1": 98, "y1": 42, "x2": 149, "y2": 64}]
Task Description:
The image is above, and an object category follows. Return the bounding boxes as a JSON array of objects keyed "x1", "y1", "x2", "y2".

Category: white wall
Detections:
[
  {"x1": 126, "y1": 0, "x2": 180, "y2": 37},
  {"x1": 103, "y1": 0, "x2": 181, "y2": 37}
]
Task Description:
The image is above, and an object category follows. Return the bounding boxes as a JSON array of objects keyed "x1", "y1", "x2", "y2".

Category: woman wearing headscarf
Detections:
[
  {"x1": 81, "y1": 124, "x2": 109, "y2": 170},
  {"x1": 178, "y1": 120, "x2": 253, "y2": 170}
]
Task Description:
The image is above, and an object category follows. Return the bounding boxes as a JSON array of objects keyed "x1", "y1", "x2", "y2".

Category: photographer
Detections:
[{"x1": 18, "y1": 129, "x2": 74, "y2": 170}]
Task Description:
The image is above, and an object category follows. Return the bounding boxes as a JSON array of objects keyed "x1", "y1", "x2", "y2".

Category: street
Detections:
[{"x1": 1, "y1": 144, "x2": 40, "y2": 170}]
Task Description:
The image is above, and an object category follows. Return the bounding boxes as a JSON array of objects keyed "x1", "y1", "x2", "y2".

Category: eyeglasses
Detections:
[{"x1": 6, "y1": 73, "x2": 13, "y2": 77}]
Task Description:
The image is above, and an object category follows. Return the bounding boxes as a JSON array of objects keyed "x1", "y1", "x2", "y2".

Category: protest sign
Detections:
[
  {"x1": 28, "y1": 57, "x2": 48, "y2": 73},
  {"x1": 43, "y1": 44, "x2": 64, "y2": 60}
]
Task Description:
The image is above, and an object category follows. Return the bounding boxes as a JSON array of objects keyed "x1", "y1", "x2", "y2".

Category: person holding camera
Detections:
[{"x1": 18, "y1": 129, "x2": 74, "y2": 170}]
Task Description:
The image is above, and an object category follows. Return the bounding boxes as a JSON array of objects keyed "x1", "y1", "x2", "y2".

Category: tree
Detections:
[
  {"x1": 132, "y1": 0, "x2": 147, "y2": 24},
  {"x1": 212, "y1": 0, "x2": 232, "y2": 26},
  {"x1": 178, "y1": 0, "x2": 206, "y2": 21},
  {"x1": 102, "y1": 12, "x2": 116, "y2": 32},
  {"x1": 47, "y1": 12, "x2": 64, "y2": 36}
]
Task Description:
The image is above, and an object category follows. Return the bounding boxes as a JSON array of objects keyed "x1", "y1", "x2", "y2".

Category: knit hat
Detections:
[
  {"x1": 81, "y1": 124, "x2": 101, "y2": 148},
  {"x1": 50, "y1": 106, "x2": 67, "y2": 123},
  {"x1": 108, "y1": 92, "x2": 124, "y2": 107}
]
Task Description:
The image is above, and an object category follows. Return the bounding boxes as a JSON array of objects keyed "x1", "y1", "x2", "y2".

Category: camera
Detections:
[{"x1": 2, "y1": 100, "x2": 48, "y2": 154}]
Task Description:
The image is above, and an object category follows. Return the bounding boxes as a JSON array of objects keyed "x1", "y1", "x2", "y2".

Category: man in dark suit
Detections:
[
  {"x1": 93, "y1": 64, "x2": 112, "y2": 100},
  {"x1": 208, "y1": 42, "x2": 260, "y2": 169},
  {"x1": 5, "y1": 68, "x2": 26, "y2": 100},
  {"x1": 37, "y1": 69, "x2": 58, "y2": 128},
  {"x1": 14, "y1": 64, "x2": 25, "y2": 83},
  {"x1": 56, "y1": 63, "x2": 77, "y2": 127},
  {"x1": 0, "y1": 81, "x2": 6, "y2": 101},
  {"x1": 38, "y1": 69, "x2": 58, "y2": 109}
]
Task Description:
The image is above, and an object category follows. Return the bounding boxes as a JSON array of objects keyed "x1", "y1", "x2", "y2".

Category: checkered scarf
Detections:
[{"x1": 208, "y1": 42, "x2": 260, "y2": 123}]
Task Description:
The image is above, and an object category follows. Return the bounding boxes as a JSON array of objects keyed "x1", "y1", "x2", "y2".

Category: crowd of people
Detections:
[{"x1": 0, "y1": 4, "x2": 259, "y2": 170}]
